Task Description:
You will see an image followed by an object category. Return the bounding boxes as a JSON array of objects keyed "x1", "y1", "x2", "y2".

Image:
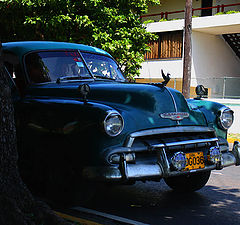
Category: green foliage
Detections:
[
  {"x1": 0, "y1": 0, "x2": 159, "y2": 79},
  {"x1": 214, "y1": 10, "x2": 240, "y2": 16},
  {"x1": 159, "y1": 18, "x2": 168, "y2": 22},
  {"x1": 143, "y1": 19, "x2": 156, "y2": 24}
]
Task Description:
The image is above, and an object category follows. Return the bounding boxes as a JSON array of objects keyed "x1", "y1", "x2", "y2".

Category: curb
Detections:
[
  {"x1": 56, "y1": 207, "x2": 149, "y2": 225},
  {"x1": 55, "y1": 211, "x2": 100, "y2": 225}
]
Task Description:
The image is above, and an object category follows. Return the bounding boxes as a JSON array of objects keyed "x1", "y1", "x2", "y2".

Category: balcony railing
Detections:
[{"x1": 141, "y1": 3, "x2": 240, "y2": 20}]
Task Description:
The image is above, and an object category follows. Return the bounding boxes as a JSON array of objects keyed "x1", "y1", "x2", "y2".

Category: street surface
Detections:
[{"x1": 79, "y1": 166, "x2": 240, "y2": 225}]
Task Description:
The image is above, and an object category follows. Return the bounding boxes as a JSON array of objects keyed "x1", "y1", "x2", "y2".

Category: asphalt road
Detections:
[{"x1": 79, "y1": 166, "x2": 240, "y2": 225}]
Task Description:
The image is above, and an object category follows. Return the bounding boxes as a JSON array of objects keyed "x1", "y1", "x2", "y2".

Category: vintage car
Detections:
[{"x1": 2, "y1": 41, "x2": 240, "y2": 203}]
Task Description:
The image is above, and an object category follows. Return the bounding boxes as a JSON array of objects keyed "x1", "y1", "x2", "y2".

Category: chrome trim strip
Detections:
[
  {"x1": 165, "y1": 88, "x2": 178, "y2": 112},
  {"x1": 165, "y1": 88, "x2": 179, "y2": 125},
  {"x1": 152, "y1": 137, "x2": 218, "y2": 148},
  {"x1": 129, "y1": 126, "x2": 215, "y2": 138},
  {"x1": 77, "y1": 50, "x2": 95, "y2": 79}
]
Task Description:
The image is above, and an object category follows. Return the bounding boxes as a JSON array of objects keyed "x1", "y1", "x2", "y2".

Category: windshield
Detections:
[
  {"x1": 81, "y1": 52, "x2": 125, "y2": 82},
  {"x1": 25, "y1": 51, "x2": 92, "y2": 83},
  {"x1": 25, "y1": 50, "x2": 125, "y2": 83}
]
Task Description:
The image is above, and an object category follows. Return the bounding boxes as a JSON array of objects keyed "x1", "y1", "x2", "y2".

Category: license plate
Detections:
[{"x1": 185, "y1": 152, "x2": 205, "y2": 171}]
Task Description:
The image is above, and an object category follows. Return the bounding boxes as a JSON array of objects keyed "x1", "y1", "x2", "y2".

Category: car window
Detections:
[
  {"x1": 25, "y1": 51, "x2": 92, "y2": 83},
  {"x1": 4, "y1": 53, "x2": 26, "y2": 94},
  {"x1": 81, "y1": 52, "x2": 126, "y2": 82}
]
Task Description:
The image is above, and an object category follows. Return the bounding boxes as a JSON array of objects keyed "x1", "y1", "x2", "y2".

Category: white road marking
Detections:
[{"x1": 72, "y1": 206, "x2": 149, "y2": 225}]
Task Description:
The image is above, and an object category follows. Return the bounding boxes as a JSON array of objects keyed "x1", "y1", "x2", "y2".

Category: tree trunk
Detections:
[
  {"x1": 182, "y1": 0, "x2": 192, "y2": 99},
  {"x1": 0, "y1": 43, "x2": 71, "y2": 224}
]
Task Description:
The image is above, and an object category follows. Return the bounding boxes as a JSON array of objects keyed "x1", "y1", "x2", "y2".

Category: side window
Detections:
[
  {"x1": 4, "y1": 58, "x2": 26, "y2": 95},
  {"x1": 3, "y1": 64, "x2": 16, "y2": 91},
  {"x1": 25, "y1": 53, "x2": 51, "y2": 83}
]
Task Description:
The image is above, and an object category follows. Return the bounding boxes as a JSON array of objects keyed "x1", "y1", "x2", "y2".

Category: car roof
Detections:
[{"x1": 2, "y1": 41, "x2": 111, "y2": 58}]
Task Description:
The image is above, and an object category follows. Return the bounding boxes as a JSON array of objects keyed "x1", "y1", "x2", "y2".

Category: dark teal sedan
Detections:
[{"x1": 3, "y1": 41, "x2": 240, "y2": 203}]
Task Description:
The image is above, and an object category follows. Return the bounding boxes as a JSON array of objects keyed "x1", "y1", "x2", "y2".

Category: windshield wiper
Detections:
[
  {"x1": 94, "y1": 75, "x2": 116, "y2": 81},
  {"x1": 56, "y1": 75, "x2": 92, "y2": 83}
]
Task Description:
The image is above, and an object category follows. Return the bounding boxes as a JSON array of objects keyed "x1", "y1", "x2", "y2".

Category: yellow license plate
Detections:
[{"x1": 185, "y1": 152, "x2": 205, "y2": 171}]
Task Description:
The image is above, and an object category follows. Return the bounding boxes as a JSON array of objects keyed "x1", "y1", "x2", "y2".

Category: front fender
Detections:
[
  {"x1": 16, "y1": 97, "x2": 115, "y2": 135},
  {"x1": 187, "y1": 99, "x2": 230, "y2": 139}
]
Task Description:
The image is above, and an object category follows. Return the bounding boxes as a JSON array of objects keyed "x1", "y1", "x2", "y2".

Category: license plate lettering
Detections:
[{"x1": 185, "y1": 152, "x2": 205, "y2": 170}]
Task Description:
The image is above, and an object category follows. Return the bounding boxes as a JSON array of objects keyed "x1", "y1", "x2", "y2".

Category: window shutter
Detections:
[{"x1": 145, "y1": 31, "x2": 183, "y2": 59}]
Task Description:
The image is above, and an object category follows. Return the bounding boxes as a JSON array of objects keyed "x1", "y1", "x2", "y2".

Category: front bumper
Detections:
[{"x1": 83, "y1": 141, "x2": 240, "y2": 182}]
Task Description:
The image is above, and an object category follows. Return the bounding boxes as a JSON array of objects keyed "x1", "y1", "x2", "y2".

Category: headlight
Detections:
[
  {"x1": 218, "y1": 107, "x2": 234, "y2": 130},
  {"x1": 104, "y1": 110, "x2": 124, "y2": 136}
]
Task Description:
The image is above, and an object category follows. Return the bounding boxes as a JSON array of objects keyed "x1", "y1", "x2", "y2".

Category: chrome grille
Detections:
[{"x1": 125, "y1": 126, "x2": 218, "y2": 164}]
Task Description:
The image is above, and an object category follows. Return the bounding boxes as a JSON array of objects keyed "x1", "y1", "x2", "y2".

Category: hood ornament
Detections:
[
  {"x1": 149, "y1": 70, "x2": 171, "y2": 88},
  {"x1": 78, "y1": 83, "x2": 90, "y2": 103},
  {"x1": 160, "y1": 112, "x2": 189, "y2": 121},
  {"x1": 161, "y1": 69, "x2": 170, "y2": 86}
]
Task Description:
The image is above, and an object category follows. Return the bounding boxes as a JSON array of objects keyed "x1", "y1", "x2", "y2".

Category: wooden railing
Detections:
[{"x1": 141, "y1": 3, "x2": 240, "y2": 20}]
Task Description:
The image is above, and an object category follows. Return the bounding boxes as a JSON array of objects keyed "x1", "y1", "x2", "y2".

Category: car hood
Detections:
[{"x1": 25, "y1": 81, "x2": 207, "y2": 129}]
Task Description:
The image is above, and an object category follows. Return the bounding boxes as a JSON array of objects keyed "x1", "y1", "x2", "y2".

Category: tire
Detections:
[{"x1": 164, "y1": 171, "x2": 211, "y2": 192}]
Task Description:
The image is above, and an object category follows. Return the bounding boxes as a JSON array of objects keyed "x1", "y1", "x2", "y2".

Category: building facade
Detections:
[{"x1": 139, "y1": 0, "x2": 240, "y2": 98}]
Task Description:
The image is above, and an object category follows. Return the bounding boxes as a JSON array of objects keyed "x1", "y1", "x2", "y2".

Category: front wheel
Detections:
[{"x1": 164, "y1": 171, "x2": 211, "y2": 192}]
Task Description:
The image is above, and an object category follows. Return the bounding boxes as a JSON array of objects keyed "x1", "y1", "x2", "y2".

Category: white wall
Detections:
[
  {"x1": 192, "y1": 31, "x2": 240, "y2": 79},
  {"x1": 191, "y1": 31, "x2": 240, "y2": 97},
  {"x1": 140, "y1": 31, "x2": 240, "y2": 80},
  {"x1": 140, "y1": 30, "x2": 240, "y2": 97},
  {"x1": 140, "y1": 59, "x2": 183, "y2": 79}
]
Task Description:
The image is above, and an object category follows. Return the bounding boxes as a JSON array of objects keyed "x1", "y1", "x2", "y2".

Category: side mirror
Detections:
[{"x1": 195, "y1": 85, "x2": 208, "y2": 99}]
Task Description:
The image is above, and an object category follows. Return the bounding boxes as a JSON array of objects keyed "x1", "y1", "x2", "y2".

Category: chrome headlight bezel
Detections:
[
  {"x1": 104, "y1": 110, "x2": 124, "y2": 137},
  {"x1": 218, "y1": 107, "x2": 234, "y2": 130},
  {"x1": 171, "y1": 151, "x2": 187, "y2": 171}
]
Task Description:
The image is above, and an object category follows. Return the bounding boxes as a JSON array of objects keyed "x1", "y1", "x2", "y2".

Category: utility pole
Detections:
[{"x1": 182, "y1": 0, "x2": 192, "y2": 99}]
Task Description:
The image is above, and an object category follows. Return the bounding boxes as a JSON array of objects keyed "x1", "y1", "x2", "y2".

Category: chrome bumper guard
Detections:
[
  {"x1": 232, "y1": 141, "x2": 240, "y2": 166},
  {"x1": 82, "y1": 140, "x2": 240, "y2": 182}
]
